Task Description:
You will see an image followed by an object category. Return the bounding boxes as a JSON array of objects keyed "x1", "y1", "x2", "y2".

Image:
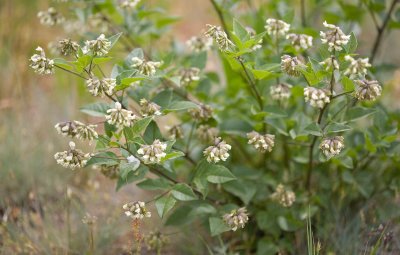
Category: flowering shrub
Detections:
[{"x1": 31, "y1": 0, "x2": 400, "y2": 253}]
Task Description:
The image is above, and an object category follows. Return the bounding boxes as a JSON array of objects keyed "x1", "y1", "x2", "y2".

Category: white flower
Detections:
[
  {"x1": 281, "y1": 55, "x2": 303, "y2": 77},
  {"x1": 137, "y1": 139, "x2": 167, "y2": 164},
  {"x1": 320, "y1": 136, "x2": 345, "y2": 158},
  {"x1": 105, "y1": 102, "x2": 137, "y2": 128},
  {"x1": 344, "y1": 55, "x2": 371, "y2": 77},
  {"x1": 131, "y1": 57, "x2": 162, "y2": 76},
  {"x1": 245, "y1": 27, "x2": 263, "y2": 51},
  {"x1": 168, "y1": 125, "x2": 184, "y2": 139},
  {"x1": 203, "y1": 137, "x2": 231, "y2": 163},
  {"x1": 286, "y1": 33, "x2": 313, "y2": 51},
  {"x1": 86, "y1": 77, "x2": 116, "y2": 97},
  {"x1": 265, "y1": 18, "x2": 290, "y2": 37},
  {"x1": 320, "y1": 21, "x2": 350, "y2": 52},
  {"x1": 127, "y1": 155, "x2": 141, "y2": 171},
  {"x1": 247, "y1": 131, "x2": 275, "y2": 153},
  {"x1": 354, "y1": 79, "x2": 382, "y2": 101},
  {"x1": 29, "y1": 47, "x2": 54, "y2": 75},
  {"x1": 204, "y1": 24, "x2": 235, "y2": 51},
  {"x1": 58, "y1": 39, "x2": 80, "y2": 56},
  {"x1": 140, "y1": 99, "x2": 162, "y2": 117},
  {"x1": 223, "y1": 207, "x2": 249, "y2": 231},
  {"x1": 119, "y1": 0, "x2": 141, "y2": 9},
  {"x1": 196, "y1": 125, "x2": 219, "y2": 143},
  {"x1": 179, "y1": 67, "x2": 200, "y2": 86},
  {"x1": 123, "y1": 201, "x2": 151, "y2": 220},
  {"x1": 270, "y1": 83, "x2": 292, "y2": 101},
  {"x1": 186, "y1": 36, "x2": 213, "y2": 52},
  {"x1": 55, "y1": 121, "x2": 98, "y2": 141},
  {"x1": 54, "y1": 141, "x2": 91, "y2": 169},
  {"x1": 304, "y1": 87, "x2": 331, "y2": 108},
  {"x1": 37, "y1": 7, "x2": 64, "y2": 26},
  {"x1": 271, "y1": 184, "x2": 296, "y2": 207},
  {"x1": 319, "y1": 56, "x2": 339, "y2": 71},
  {"x1": 189, "y1": 104, "x2": 213, "y2": 121},
  {"x1": 83, "y1": 34, "x2": 111, "y2": 56}
]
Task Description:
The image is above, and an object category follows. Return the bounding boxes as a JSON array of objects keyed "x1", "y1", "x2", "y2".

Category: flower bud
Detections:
[
  {"x1": 203, "y1": 137, "x2": 231, "y2": 163},
  {"x1": 223, "y1": 207, "x2": 249, "y2": 231},
  {"x1": 354, "y1": 79, "x2": 382, "y2": 101},
  {"x1": 320, "y1": 136, "x2": 345, "y2": 158},
  {"x1": 304, "y1": 87, "x2": 331, "y2": 108}
]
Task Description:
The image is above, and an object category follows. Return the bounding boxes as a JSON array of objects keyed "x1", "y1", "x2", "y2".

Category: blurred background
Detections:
[{"x1": 0, "y1": 0, "x2": 399, "y2": 254}]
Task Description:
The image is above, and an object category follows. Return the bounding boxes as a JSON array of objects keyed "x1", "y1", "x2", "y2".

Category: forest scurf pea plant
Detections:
[{"x1": 30, "y1": 0, "x2": 400, "y2": 254}]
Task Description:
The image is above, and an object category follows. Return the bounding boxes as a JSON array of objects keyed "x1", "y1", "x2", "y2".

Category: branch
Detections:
[
  {"x1": 237, "y1": 58, "x2": 264, "y2": 111},
  {"x1": 209, "y1": 0, "x2": 230, "y2": 38}
]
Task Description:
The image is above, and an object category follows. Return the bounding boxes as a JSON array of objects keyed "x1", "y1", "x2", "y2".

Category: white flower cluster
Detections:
[
  {"x1": 123, "y1": 201, "x2": 151, "y2": 220},
  {"x1": 196, "y1": 125, "x2": 219, "y2": 143},
  {"x1": 204, "y1": 24, "x2": 235, "y2": 51},
  {"x1": 55, "y1": 120, "x2": 98, "y2": 141},
  {"x1": 37, "y1": 7, "x2": 64, "y2": 26},
  {"x1": 140, "y1": 98, "x2": 162, "y2": 117},
  {"x1": 265, "y1": 18, "x2": 290, "y2": 37},
  {"x1": 86, "y1": 77, "x2": 116, "y2": 97},
  {"x1": 179, "y1": 67, "x2": 200, "y2": 86},
  {"x1": 344, "y1": 55, "x2": 371, "y2": 77},
  {"x1": 271, "y1": 184, "x2": 296, "y2": 207},
  {"x1": 354, "y1": 79, "x2": 382, "y2": 101},
  {"x1": 30, "y1": 47, "x2": 54, "y2": 75},
  {"x1": 270, "y1": 83, "x2": 292, "y2": 101},
  {"x1": 203, "y1": 137, "x2": 231, "y2": 163},
  {"x1": 58, "y1": 39, "x2": 79, "y2": 56},
  {"x1": 131, "y1": 57, "x2": 162, "y2": 76},
  {"x1": 281, "y1": 55, "x2": 303, "y2": 77},
  {"x1": 247, "y1": 131, "x2": 275, "y2": 153},
  {"x1": 223, "y1": 207, "x2": 249, "y2": 231},
  {"x1": 83, "y1": 34, "x2": 111, "y2": 56},
  {"x1": 286, "y1": 33, "x2": 313, "y2": 51},
  {"x1": 105, "y1": 102, "x2": 137, "y2": 128},
  {"x1": 186, "y1": 36, "x2": 213, "y2": 53},
  {"x1": 119, "y1": 0, "x2": 141, "y2": 9},
  {"x1": 304, "y1": 87, "x2": 331, "y2": 108},
  {"x1": 82, "y1": 213, "x2": 97, "y2": 225},
  {"x1": 319, "y1": 56, "x2": 339, "y2": 71},
  {"x1": 245, "y1": 27, "x2": 263, "y2": 51},
  {"x1": 137, "y1": 139, "x2": 167, "y2": 164},
  {"x1": 320, "y1": 21, "x2": 350, "y2": 52},
  {"x1": 168, "y1": 125, "x2": 184, "y2": 139},
  {"x1": 189, "y1": 104, "x2": 213, "y2": 121},
  {"x1": 54, "y1": 141, "x2": 91, "y2": 169},
  {"x1": 320, "y1": 136, "x2": 345, "y2": 158}
]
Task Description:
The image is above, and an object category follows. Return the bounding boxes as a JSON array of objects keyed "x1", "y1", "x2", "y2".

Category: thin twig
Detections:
[
  {"x1": 237, "y1": 58, "x2": 264, "y2": 111},
  {"x1": 55, "y1": 65, "x2": 88, "y2": 80},
  {"x1": 210, "y1": 0, "x2": 230, "y2": 38}
]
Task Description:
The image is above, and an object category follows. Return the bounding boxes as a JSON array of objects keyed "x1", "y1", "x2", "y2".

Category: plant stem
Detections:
[
  {"x1": 300, "y1": 0, "x2": 306, "y2": 27},
  {"x1": 55, "y1": 65, "x2": 88, "y2": 80},
  {"x1": 237, "y1": 58, "x2": 264, "y2": 111},
  {"x1": 210, "y1": 0, "x2": 230, "y2": 38},
  {"x1": 369, "y1": 0, "x2": 399, "y2": 64}
]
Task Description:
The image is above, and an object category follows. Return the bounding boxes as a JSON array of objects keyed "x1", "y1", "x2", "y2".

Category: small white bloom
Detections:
[
  {"x1": 179, "y1": 67, "x2": 200, "y2": 86},
  {"x1": 119, "y1": 0, "x2": 141, "y2": 9},
  {"x1": 281, "y1": 55, "x2": 303, "y2": 77},
  {"x1": 320, "y1": 136, "x2": 345, "y2": 158},
  {"x1": 223, "y1": 207, "x2": 249, "y2": 231},
  {"x1": 186, "y1": 36, "x2": 213, "y2": 52},
  {"x1": 123, "y1": 201, "x2": 151, "y2": 220},
  {"x1": 247, "y1": 131, "x2": 275, "y2": 153},
  {"x1": 137, "y1": 139, "x2": 167, "y2": 164},
  {"x1": 354, "y1": 79, "x2": 382, "y2": 101},
  {"x1": 131, "y1": 57, "x2": 162, "y2": 76},
  {"x1": 139, "y1": 99, "x2": 162, "y2": 117},
  {"x1": 105, "y1": 102, "x2": 137, "y2": 128},
  {"x1": 245, "y1": 27, "x2": 263, "y2": 51},
  {"x1": 55, "y1": 121, "x2": 98, "y2": 141},
  {"x1": 127, "y1": 155, "x2": 141, "y2": 171},
  {"x1": 271, "y1": 184, "x2": 296, "y2": 207},
  {"x1": 58, "y1": 39, "x2": 80, "y2": 56},
  {"x1": 196, "y1": 125, "x2": 219, "y2": 143},
  {"x1": 304, "y1": 87, "x2": 331, "y2": 108},
  {"x1": 203, "y1": 137, "x2": 231, "y2": 163},
  {"x1": 319, "y1": 56, "x2": 339, "y2": 71},
  {"x1": 86, "y1": 77, "x2": 116, "y2": 97},
  {"x1": 204, "y1": 24, "x2": 235, "y2": 51},
  {"x1": 320, "y1": 21, "x2": 350, "y2": 52},
  {"x1": 189, "y1": 104, "x2": 213, "y2": 121},
  {"x1": 30, "y1": 47, "x2": 54, "y2": 75},
  {"x1": 270, "y1": 83, "x2": 292, "y2": 101},
  {"x1": 168, "y1": 125, "x2": 184, "y2": 139},
  {"x1": 265, "y1": 18, "x2": 290, "y2": 37},
  {"x1": 286, "y1": 33, "x2": 313, "y2": 51},
  {"x1": 37, "y1": 7, "x2": 64, "y2": 26},
  {"x1": 344, "y1": 55, "x2": 371, "y2": 77},
  {"x1": 83, "y1": 34, "x2": 111, "y2": 56},
  {"x1": 54, "y1": 141, "x2": 91, "y2": 169}
]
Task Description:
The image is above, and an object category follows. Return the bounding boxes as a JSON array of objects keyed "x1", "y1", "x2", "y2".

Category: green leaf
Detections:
[
  {"x1": 143, "y1": 121, "x2": 163, "y2": 143},
  {"x1": 155, "y1": 195, "x2": 176, "y2": 218},
  {"x1": 277, "y1": 216, "x2": 303, "y2": 232},
  {"x1": 233, "y1": 19, "x2": 249, "y2": 42},
  {"x1": 127, "y1": 117, "x2": 153, "y2": 138},
  {"x1": 53, "y1": 58, "x2": 74, "y2": 71},
  {"x1": 341, "y1": 76, "x2": 355, "y2": 92},
  {"x1": 86, "y1": 152, "x2": 119, "y2": 166},
  {"x1": 345, "y1": 32, "x2": 358, "y2": 53},
  {"x1": 164, "y1": 101, "x2": 199, "y2": 112},
  {"x1": 206, "y1": 165, "x2": 236, "y2": 184},
  {"x1": 137, "y1": 178, "x2": 171, "y2": 190},
  {"x1": 161, "y1": 151, "x2": 185, "y2": 162},
  {"x1": 325, "y1": 123, "x2": 352, "y2": 133},
  {"x1": 119, "y1": 162, "x2": 140, "y2": 179},
  {"x1": 251, "y1": 69, "x2": 278, "y2": 80},
  {"x1": 347, "y1": 106, "x2": 376, "y2": 121},
  {"x1": 209, "y1": 217, "x2": 230, "y2": 236},
  {"x1": 304, "y1": 123, "x2": 323, "y2": 136},
  {"x1": 93, "y1": 56, "x2": 113, "y2": 64},
  {"x1": 80, "y1": 102, "x2": 110, "y2": 117},
  {"x1": 171, "y1": 183, "x2": 198, "y2": 201},
  {"x1": 223, "y1": 179, "x2": 256, "y2": 205},
  {"x1": 116, "y1": 165, "x2": 148, "y2": 191},
  {"x1": 108, "y1": 32, "x2": 123, "y2": 49}
]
